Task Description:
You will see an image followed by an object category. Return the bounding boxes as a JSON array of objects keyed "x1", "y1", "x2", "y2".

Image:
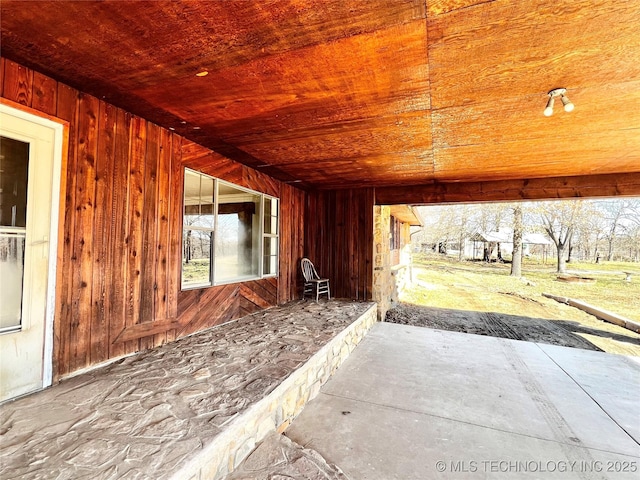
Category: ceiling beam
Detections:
[{"x1": 375, "y1": 172, "x2": 640, "y2": 205}]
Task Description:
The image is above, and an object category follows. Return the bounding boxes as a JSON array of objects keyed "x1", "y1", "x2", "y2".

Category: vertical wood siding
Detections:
[
  {"x1": 1, "y1": 58, "x2": 306, "y2": 378},
  {"x1": 278, "y1": 184, "x2": 306, "y2": 303},
  {"x1": 305, "y1": 189, "x2": 375, "y2": 301}
]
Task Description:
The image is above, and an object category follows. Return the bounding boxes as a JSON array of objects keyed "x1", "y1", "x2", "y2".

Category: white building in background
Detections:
[{"x1": 464, "y1": 231, "x2": 552, "y2": 261}]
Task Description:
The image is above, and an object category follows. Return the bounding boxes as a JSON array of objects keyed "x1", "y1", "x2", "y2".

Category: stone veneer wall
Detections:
[
  {"x1": 373, "y1": 207, "x2": 415, "y2": 320},
  {"x1": 180, "y1": 303, "x2": 378, "y2": 480},
  {"x1": 392, "y1": 223, "x2": 414, "y2": 302},
  {"x1": 372, "y1": 206, "x2": 392, "y2": 320}
]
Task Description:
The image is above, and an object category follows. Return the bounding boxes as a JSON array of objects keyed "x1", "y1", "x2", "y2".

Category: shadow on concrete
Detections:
[{"x1": 385, "y1": 303, "x2": 605, "y2": 352}]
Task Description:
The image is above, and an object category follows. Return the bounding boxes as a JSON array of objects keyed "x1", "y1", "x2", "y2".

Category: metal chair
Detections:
[{"x1": 300, "y1": 257, "x2": 330, "y2": 301}]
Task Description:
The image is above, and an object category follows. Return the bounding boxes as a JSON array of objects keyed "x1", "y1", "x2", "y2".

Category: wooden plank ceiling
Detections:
[{"x1": 2, "y1": 0, "x2": 639, "y2": 191}]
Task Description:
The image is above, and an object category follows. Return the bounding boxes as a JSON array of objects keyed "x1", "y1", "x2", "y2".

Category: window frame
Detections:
[
  {"x1": 262, "y1": 196, "x2": 279, "y2": 278},
  {"x1": 181, "y1": 168, "x2": 279, "y2": 290},
  {"x1": 390, "y1": 215, "x2": 400, "y2": 250},
  {"x1": 182, "y1": 169, "x2": 216, "y2": 289}
]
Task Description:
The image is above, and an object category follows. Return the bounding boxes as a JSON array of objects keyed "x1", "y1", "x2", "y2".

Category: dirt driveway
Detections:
[{"x1": 386, "y1": 266, "x2": 640, "y2": 357}]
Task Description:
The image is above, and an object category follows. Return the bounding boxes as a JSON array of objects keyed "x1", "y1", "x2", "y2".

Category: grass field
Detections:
[
  {"x1": 409, "y1": 253, "x2": 640, "y2": 322},
  {"x1": 182, "y1": 258, "x2": 211, "y2": 285}
]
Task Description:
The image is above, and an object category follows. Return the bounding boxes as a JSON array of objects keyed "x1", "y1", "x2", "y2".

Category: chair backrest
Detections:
[{"x1": 300, "y1": 258, "x2": 319, "y2": 282}]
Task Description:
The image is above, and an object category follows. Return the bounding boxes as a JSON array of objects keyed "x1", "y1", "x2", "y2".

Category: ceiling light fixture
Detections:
[{"x1": 544, "y1": 88, "x2": 574, "y2": 116}]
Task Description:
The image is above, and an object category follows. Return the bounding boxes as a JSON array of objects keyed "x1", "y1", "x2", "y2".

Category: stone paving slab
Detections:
[
  {"x1": 225, "y1": 432, "x2": 349, "y2": 480},
  {"x1": 0, "y1": 300, "x2": 375, "y2": 480}
]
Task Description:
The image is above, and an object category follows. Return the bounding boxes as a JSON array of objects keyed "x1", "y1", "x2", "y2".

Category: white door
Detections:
[{"x1": 0, "y1": 105, "x2": 62, "y2": 402}]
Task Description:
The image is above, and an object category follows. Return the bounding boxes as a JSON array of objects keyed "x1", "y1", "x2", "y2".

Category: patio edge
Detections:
[{"x1": 176, "y1": 302, "x2": 378, "y2": 480}]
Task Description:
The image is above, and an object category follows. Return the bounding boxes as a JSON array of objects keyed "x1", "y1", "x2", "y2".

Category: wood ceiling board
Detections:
[
  {"x1": 2, "y1": 0, "x2": 638, "y2": 194},
  {"x1": 236, "y1": 112, "x2": 432, "y2": 165},
  {"x1": 208, "y1": 93, "x2": 430, "y2": 148},
  {"x1": 132, "y1": 20, "x2": 430, "y2": 133},
  {"x1": 225, "y1": 109, "x2": 427, "y2": 146},
  {"x1": 0, "y1": 1, "x2": 424, "y2": 89},
  {"x1": 0, "y1": 1, "x2": 428, "y2": 186},
  {"x1": 431, "y1": 83, "x2": 640, "y2": 148},
  {"x1": 427, "y1": 0, "x2": 490, "y2": 16},
  {"x1": 433, "y1": 131, "x2": 640, "y2": 183},
  {"x1": 269, "y1": 151, "x2": 436, "y2": 188},
  {"x1": 427, "y1": 0, "x2": 640, "y2": 109}
]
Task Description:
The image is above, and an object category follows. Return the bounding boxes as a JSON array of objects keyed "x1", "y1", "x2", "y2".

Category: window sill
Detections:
[{"x1": 181, "y1": 274, "x2": 277, "y2": 291}]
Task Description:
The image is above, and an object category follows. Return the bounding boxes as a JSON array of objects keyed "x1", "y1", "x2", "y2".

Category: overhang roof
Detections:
[
  {"x1": 389, "y1": 205, "x2": 423, "y2": 226},
  {"x1": 1, "y1": 1, "x2": 639, "y2": 194}
]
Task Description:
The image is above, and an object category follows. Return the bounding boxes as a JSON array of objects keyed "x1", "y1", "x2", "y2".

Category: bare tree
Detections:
[
  {"x1": 621, "y1": 224, "x2": 640, "y2": 261},
  {"x1": 540, "y1": 201, "x2": 585, "y2": 273},
  {"x1": 584, "y1": 209, "x2": 607, "y2": 262},
  {"x1": 621, "y1": 199, "x2": 640, "y2": 227},
  {"x1": 510, "y1": 204, "x2": 523, "y2": 277},
  {"x1": 600, "y1": 200, "x2": 627, "y2": 261},
  {"x1": 414, "y1": 204, "x2": 476, "y2": 260},
  {"x1": 456, "y1": 205, "x2": 472, "y2": 261}
]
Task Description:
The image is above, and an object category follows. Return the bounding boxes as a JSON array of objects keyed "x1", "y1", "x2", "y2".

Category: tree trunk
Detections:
[
  {"x1": 607, "y1": 238, "x2": 614, "y2": 261},
  {"x1": 185, "y1": 230, "x2": 192, "y2": 263},
  {"x1": 557, "y1": 244, "x2": 567, "y2": 273},
  {"x1": 510, "y1": 205, "x2": 523, "y2": 277},
  {"x1": 567, "y1": 238, "x2": 574, "y2": 263}
]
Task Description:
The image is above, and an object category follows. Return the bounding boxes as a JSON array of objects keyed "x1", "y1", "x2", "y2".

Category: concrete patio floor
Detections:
[{"x1": 279, "y1": 323, "x2": 640, "y2": 480}]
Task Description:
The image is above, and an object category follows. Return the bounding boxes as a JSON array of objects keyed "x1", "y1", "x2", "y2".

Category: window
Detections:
[
  {"x1": 263, "y1": 196, "x2": 279, "y2": 276},
  {"x1": 0, "y1": 136, "x2": 29, "y2": 333},
  {"x1": 390, "y1": 216, "x2": 400, "y2": 250},
  {"x1": 182, "y1": 169, "x2": 279, "y2": 289},
  {"x1": 215, "y1": 181, "x2": 261, "y2": 283}
]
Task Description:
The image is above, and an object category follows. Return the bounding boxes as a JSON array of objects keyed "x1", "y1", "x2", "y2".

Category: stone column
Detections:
[{"x1": 372, "y1": 206, "x2": 392, "y2": 320}]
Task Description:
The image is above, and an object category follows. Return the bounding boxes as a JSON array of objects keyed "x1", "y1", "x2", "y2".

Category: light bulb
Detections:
[
  {"x1": 543, "y1": 96, "x2": 555, "y2": 117},
  {"x1": 561, "y1": 95, "x2": 574, "y2": 112}
]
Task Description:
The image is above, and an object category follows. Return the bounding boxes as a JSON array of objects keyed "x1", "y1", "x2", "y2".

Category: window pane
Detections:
[
  {"x1": 182, "y1": 229, "x2": 212, "y2": 287},
  {"x1": 0, "y1": 232, "x2": 25, "y2": 330},
  {"x1": 263, "y1": 255, "x2": 278, "y2": 276},
  {"x1": 199, "y1": 176, "x2": 215, "y2": 229},
  {"x1": 1, "y1": 137, "x2": 29, "y2": 331},
  {"x1": 184, "y1": 170, "x2": 214, "y2": 229},
  {"x1": 0, "y1": 136, "x2": 30, "y2": 228},
  {"x1": 263, "y1": 237, "x2": 278, "y2": 275},
  {"x1": 264, "y1": 197, "x2": 272, "y2": 218},
  {"x1": 263, "y1": 236, "x2": 277, "y2": 256},
  {"x1": 215, "y1": 183, "x2": 261, "y2": 282},
  {"x1": 263, "y1": 197, "x2": 278, "y2": 235}
]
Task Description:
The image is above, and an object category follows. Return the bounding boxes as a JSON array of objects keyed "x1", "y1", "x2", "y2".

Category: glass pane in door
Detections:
[{"x1": 0, "y1": 136, "x2": 30, "y2": 332}]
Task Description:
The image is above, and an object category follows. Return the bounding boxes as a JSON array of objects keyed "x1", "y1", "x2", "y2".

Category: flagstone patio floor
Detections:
[{"x1": 0, "y1": 300, "x2": 376, "y2": 480}]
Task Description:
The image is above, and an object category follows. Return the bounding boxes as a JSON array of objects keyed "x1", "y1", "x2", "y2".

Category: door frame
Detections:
[{"x1": 0, "y1": 99, "x2": 67, "y2": 390}]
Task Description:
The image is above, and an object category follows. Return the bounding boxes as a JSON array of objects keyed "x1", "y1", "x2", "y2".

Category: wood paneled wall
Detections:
[
  {"x1": 1, "y1": 58, "x2": 305, "y2": 379},
  {"x1": 305, "y1": 189, "x2": 375, "y2": 301},
  {"x1": 279, "y1": 183, "x2": 306, "y2": 303}
]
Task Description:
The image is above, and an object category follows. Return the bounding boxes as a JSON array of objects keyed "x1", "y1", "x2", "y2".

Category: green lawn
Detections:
[
  {"x1": 411, "y1": 253, "x2": 640, "y2": 322},
  {"x1": 182, "y1": 258, "x2": 211, "y2": 284}
]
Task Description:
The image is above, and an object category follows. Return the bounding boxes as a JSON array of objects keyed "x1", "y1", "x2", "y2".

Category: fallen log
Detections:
[{"x1": 542, "y1": 293, "x2": 640, "y2": 334}]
